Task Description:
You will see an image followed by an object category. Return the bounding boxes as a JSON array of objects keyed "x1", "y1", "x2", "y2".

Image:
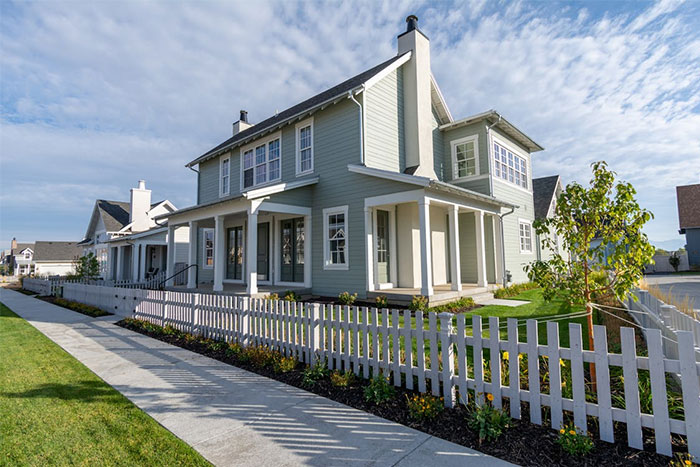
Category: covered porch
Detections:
[{"x1": 107, "y1": 228, "x2": 175, "y2": 283}]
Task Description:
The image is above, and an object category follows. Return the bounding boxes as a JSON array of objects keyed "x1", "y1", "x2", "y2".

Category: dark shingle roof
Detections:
[
  {"x1": 187, "y1": 53, "x2": 408, "y2": 167},
  {"x1": 533, "y1": 175, "x2": 560, "y2": 220},
  {"x1": 11, "y1": 243, "x2": 34, "y2": 255},
  {"x1": 33, "y1": 241, "x2": 83, "y2": 262},
  {"x1": 97, "y1": 200, "x2": 131, "y2": 232},
  {"x1": 677, "y1": 184, "x2": 700, "y2": 229}
]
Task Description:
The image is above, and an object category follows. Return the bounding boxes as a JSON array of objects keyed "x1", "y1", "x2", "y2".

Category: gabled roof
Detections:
[
  {"x1": 11, "y1": 243, "x2": 34, "y2": 255},
  {"x1": 186, "y1": 53, "x2": 410, "y2": 168},
  {"x1": 439, "y1": 110, "x2": 544, "y2": 153},
  {"x1": 677, "y1": 184, "x2": 700, "y2": 231},
  {"x1": 533, "y1": 175, "x2": 561, "y2": 220},
  {"x1": 33, "y1": 241, "x2": 82, "y2": 262},
  {"x1": 96, "y1": 200, "x2": 131, "y2": 232}
]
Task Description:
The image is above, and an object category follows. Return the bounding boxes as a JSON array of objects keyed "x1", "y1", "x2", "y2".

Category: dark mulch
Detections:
[
  {"x1": 16, "y1": 288, "x2": 39, "y2": 296},
  {"x1": 116, "y1": 319, "x2": 680, "y2": 466},
  {"x1": 38, "y1": 295, "x2": 112, "y2": 318}
]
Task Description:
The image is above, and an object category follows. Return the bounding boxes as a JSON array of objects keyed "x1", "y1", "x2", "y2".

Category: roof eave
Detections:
[{"x1": 439, "y1": 110, "x2": 544, "y2": 153}]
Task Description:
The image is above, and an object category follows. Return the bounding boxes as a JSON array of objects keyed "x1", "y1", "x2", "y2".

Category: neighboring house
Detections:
[
  {"x1": 532, "y1": 175, "x2": 563, "y2": 261},
  {"x1": 33, "y1": 241, "x2": 83, "y2": 276},
  {"x1": 7, "y1": 238, "x2": 35, "y2": 276},
  {"x1": 677, "y1": 183, "x2": 700, "y2": 268},
  {"x1": 160, "y1": 16, "x2": 545, "y2": 304},
  {"x1": 78, "y1": 180, "x2": 189, "y2": 282}
]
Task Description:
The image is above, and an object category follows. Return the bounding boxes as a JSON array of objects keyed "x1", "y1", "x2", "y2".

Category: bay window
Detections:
[{"x1": 494, "y1": 141, "x2": 528, "y2": 189}]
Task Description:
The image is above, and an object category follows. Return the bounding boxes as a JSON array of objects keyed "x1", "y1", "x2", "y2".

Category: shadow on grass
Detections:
[{"x1": 3, "y1": 380, "x2": 128, "y2": 403}]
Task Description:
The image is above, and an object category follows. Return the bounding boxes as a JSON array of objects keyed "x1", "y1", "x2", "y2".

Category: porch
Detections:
[
  {"x1": 367, "y1": 283, "x2": 497, "y2": 307},
  {"x1": 166, "y1": 282, "x2": 310, "y2": 298}
]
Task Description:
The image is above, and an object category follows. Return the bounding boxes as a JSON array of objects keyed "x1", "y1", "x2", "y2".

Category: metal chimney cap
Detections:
[
  {"x1": 406, "y1": 15, "x2": 418, "y2": 32},
  {"x1": 240, "y1": 110, "x2": 248, "y2": 123}
]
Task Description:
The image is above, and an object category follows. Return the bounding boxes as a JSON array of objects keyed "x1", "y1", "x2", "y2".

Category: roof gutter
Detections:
[
  {"x1": 499, "y1": 206, "x2": 516, "y2": 287},
  {"x1": 348, "y1": 88, "x2": 365, "y2": 165}
]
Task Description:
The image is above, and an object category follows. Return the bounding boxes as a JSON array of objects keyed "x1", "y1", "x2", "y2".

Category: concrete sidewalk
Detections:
[{"x1": 0, "y1": 289, "x2": 514, "y2": 467}]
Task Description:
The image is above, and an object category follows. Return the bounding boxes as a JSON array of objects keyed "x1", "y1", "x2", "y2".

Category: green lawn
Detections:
[{"x1": 0, "y1": 303, "x2": 210, "y2": 466}]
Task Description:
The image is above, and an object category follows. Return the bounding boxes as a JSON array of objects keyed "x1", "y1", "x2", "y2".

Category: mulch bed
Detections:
[
  {"x1": 37, "y1": 295, "x2": 112, "y2": 317},
  {"x1": 116, "y1": 318, "x2": 681, "y2": 466}
]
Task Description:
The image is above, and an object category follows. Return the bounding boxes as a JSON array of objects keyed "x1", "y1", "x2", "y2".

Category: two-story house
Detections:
[{"x1": 161, "y1": 16, "x2": 544, "y2": 304}]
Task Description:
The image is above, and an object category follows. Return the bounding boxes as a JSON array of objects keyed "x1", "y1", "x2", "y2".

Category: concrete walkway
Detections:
[{"x1": 0, "y1": 289, "x2": 513, "y2": 467}]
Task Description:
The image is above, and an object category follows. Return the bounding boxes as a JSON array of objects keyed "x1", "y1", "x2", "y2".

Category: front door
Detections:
[
  {"x1": 376, "y1": 209, "x2": 390, "y2": 284},
  {"x1": 226, "y1": 226, "x2": 244, "y2": 280},
  {"x1": 257, "y1": 222, "x2": 270, "y2": 282},
  {"x1": 280, "y1": 217, "x2": 304, "y2": 283}
]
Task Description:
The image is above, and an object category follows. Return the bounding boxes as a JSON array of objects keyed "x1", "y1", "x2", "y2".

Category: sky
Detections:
[{"x1": 1, "y1": 0, "x2": 699, "y2": 252}]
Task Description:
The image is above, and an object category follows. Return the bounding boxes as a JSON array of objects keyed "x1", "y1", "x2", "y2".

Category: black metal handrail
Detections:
[{"x1": 159, "y1": 264, "x2": 198, "y2": 289}]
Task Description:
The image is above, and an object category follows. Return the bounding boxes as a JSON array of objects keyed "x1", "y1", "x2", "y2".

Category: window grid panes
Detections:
[
  {"x1": 204, "y1": 229, "x2": 214, "y2": 267},
  {"x1": 221, "y1": 158, "x2": 230, "y2": 195},
  {"x1": 454, "y1": 140, "x2": 476, "y2": 178},
  {"x1": 327, "y1": 213, "x2": 346, "y2": 265},
  {"x1": 494, "y1": 142, "x2": 528, "y2": 189},
  {"x1": 299, "y1": 125, "x2": 312, "y2": 173},
  {"x1": 519, "y1": 222, "x2": 532, "y2": 252},
  {"x1": 243, "y1": 150, "x2": 254, "y2": 189},
  {"x1": 243, "y1": 138, "x2": 281, "y2": 189}
]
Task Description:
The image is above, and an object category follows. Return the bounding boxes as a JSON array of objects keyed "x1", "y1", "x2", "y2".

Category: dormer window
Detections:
[
  {"x1": 450, "y1": 135, "x2": 479, "y2": 180},
  {"x1": 241, "y1": 133, "x2": 281, "y2": 190}
]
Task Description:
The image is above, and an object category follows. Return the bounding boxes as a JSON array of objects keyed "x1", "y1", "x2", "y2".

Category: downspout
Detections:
[
  {"x1": 348, "y1": 88, "x2": 365, "y2": 165},
  {"x1": 499, "y1": 205, "x2": 516, "y2": 287},
  {"x1": 485, "y1": 115, "x2": 502, "y2": 195},
  {"x1": 189, "y1": 165, "x2": 201, "y2": 205}
]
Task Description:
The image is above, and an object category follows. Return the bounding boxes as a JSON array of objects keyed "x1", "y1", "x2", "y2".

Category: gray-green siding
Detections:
[{"x1": 364, "y1": 68, "x2": 404, "y2": 172}]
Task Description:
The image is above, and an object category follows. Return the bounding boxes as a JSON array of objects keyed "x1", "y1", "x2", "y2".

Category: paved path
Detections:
[
  {"x1": 644, "y1": 274, "x2": 700, "y2": 310},
  {"x1": 0, "y1": 289, "x2": 513, "y2": 467}
]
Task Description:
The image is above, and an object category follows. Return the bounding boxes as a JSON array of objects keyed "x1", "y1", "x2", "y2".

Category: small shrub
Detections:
[
  {"x1": 338, "y1": 291, "x2": 358, "y2": 306},
  {"x1": 162, "y1": 325, "x2": 180, "y2": 337},
  {"x1": 669, "y1": 253, "x2": 681, "y2": 272},
  {"x1": 330, "y1": 371, "x2": 355, "y2": 387},
  {"x1": 493, "y1": 282, "x2": 538, "y2": 299},
  {"x1": 363, "y1": 375, "x2": 395, "y2": 404},
  {"x1": 408, "y1": 295, "x2": 428, "y2": 312},
  {"x1": 467, "y1": 394, "x2": 511, "y2": 444},
  {"x1": 266, "y1": 293, "x2": 280, "y2": 301},
  {"x1": 183, "y1": 333, "x2": 199, "y2": 344},
  {"x1": 375, "y1": 295, "x2": 389, "y2": 308},
  {"x1": 406, "y1": 393, "x2": 444, "y2": 421},
  {"x1": 670, "y1": 453, "x2": 695, "y2": 466},
  {"x1": 430, "y1": 297, "x2": 475, "y2": 313},
  {"x1": 303, "y1": 361, "x2": 330, "y2": 386},
  {"x1": 284, "y1": 290, "x2": 300, "y2": 302},
  {"x1": 244, "y1": 346, "x2": 279, "y2": 368},
  {"x1": 556, "y1": 424, "x2": 593, "y2": 456},
  {"x1": 208, "y1": 340, "x2": 229, "y2": 353},
  {"x1": 53, "y1": 297, "x2": 109, "y2": 317},
  {"x1": 274, "y1": 356, "x2": 297, "y2": 374},
  {"x1": 226, "y1": 342, "x2": 243, "y2": 359}
]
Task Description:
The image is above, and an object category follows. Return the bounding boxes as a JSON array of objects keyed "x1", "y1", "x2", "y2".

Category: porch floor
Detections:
[
  {"x1": 167, "y1": 283, "x2": 310, "y2": 299},
  {"x1": 367, "y1": 283, "x2": 499, "y2": 307}
]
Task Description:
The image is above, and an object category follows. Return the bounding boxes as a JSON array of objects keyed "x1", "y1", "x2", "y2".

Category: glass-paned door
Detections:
[
  {"x1": 280, "y1": 217, "x2": 305, "y2": 283},
  {"x1": 376, "y1": 209, "x2": 390, "y2": 284},
  {"x1": 226, "y1": 226, "x2": 244, "y2": 280},
  {"x1": 257, "y1": 223, "x2": 270, "y2": 281}
]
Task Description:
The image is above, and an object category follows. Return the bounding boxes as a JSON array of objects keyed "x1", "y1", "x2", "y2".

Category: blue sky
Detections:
[{"x1": 1, "y1": 0, "x2": 699, "y2": 251}]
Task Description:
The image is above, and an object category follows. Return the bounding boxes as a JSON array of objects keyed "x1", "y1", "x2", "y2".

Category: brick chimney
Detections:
[
  {"x1": 11, "y1": 238, "x2": 17, "y2": 250},
  {"x1": 129, "y1": 180, "x2": 152, "y2": 233},
  {"x1": 398, "y1": 15, "x2": 436, "y2": 179}
]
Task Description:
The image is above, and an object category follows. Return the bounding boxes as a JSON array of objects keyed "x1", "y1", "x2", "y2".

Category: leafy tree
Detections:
[
  {"x1": 525, "y1": 161, "x2": 655, "y2": 383},
  {"x1": 74, "y1": 253, "x2": 100, "y2": 280},
  {"x1": 668, "y1": 252, "x2": 681, "y2": 272}
]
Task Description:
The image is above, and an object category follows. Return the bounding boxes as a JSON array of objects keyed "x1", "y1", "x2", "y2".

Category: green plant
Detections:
[
  {"x1": 162, "y1": 325, "x2": 180, "y2": 337},
  {"x1": 244, "y1": 346, "x2": 279, "y2": 368},
  {"x1": 406, "y1": 393, "x2": 444, "y2": 421},
  {"x1": 669, "y1": 252, "x2": 681, "y2": 272},
  {"x1": 226, "y1": 342, "x2": 243, "y2": 359},
  {"x1": 266, "y1": 293, "x2": 280, "y2": 301},
  {"x1": 53, "y1": 297, "x2": 109, "y2": 317},
  {"x1": 338, "y1": 291, "x2": 358, "y2": 306},
  {"x1": 73, "y1": 252, "x2": 101, "y2": 280},
  {"x1": 375, "y1": 295, "x2": 389, "y2": 308},
  {"x1": 208, "y1": 340, "x2": 229, "y2": 353},
  {"x1": 467, "y1": 394, "x2": 511, "y2": 444},
  {"x1": 408, "y1": 295, "x2": 428, "y2": 312},
  {"x1": 430, "y1": 297, "x2": 475, "y2": 313},
  {"x1": 330, "y1": 371, "x2": 355, "y2": 387},
  {"x1": 669, "y1": 453, "x2": 695, "y2": 466},
  {"x1": 363, "y1": 375, "x2": 395, "y2": 404},
  {"x1": 274, "y1": 356, "x2": 297, "y2": 374},
  {"x1": 303, "y1": 361, "x2": 330, "y2": 386},
  {"x1": 556, "y1": 424, "x2": 593, "y2": 456},
  {"x1": 493, "y1": 282, "x2": 538, "y2": 299},
  {"x1": 283, "y1": 290, "x2": 300, "y2": 302}
]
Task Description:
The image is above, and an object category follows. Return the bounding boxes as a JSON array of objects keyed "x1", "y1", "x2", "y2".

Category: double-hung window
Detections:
[
  {"x1": 203, "y1": 229, "x2": 214, "y2": 268},
  {"x1": 241, "y1": 133, "x2": 281, "y2": 189},
  {"x1": 451, "y1": 135, "x2": 478, "y2": 179},
  {"x1": 220, "y1": 156, "x2": 230, "y2": 197},
  {"x1": 493, "y1": 141, "x2": 528, "y2": 189},
  {"x1": 519, "y1": 220, "x2": 532, "y2": 253},
  {"x1": 296, "y1": 118, "x2": 314, "y2": 175},
  {"x1": 323, "y1": 206, "x2": 348, "y2": 270}
]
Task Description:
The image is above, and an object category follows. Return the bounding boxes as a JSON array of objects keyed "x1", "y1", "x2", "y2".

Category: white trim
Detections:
[
  {"x1": 518, "y1": 218, "x2": 533, "y2": 254},
  {"x1": 323, "y1": 205, "x2": 349, "y2": 271},
  {"x1": 372, "y1": 205, "x2": 397, "y2": 289},
  {"x1": 244, "y1": 176, "x2": 319, "y2": 200},
  {"x1": 202, "y1": 228, "x2": 214, "y2": 269},
  {"x1": 491, "y1": 132, "x2": 531, "y2": 192},
  {"x1": 348, "y1": 164, "x2": 430, "y2": 186},
  {"x1": 430, "y1": 73, "x2": 454, "y2": 123},
  {"x1": 493, "y1": 176, "x2": 532, "y2": 195},
  {"x1": 239, "y1": 131, "x2": 282, "y2": 191},
  {"x1": 295, "y1": 116, "x2": 314, "y2": 176},
  {"x1": 364, "y1": 51, "x2": 412, "y2": 89},
  {"x1": 219, "y1": 155, "x2": 231, "y2": 197},
  {"x1": 258, "y1": 202, "x2": 312, "y2": 216},
  {"x1": 450, "y1": 134, "x2": 479, "y2": 181}
]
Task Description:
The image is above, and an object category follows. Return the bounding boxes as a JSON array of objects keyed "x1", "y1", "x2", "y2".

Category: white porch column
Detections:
[
  {"x1": 106, "y1": 247, "x2": 114, "y2": 280},
  {"x1": 187, "y1": 221, "x2": 198, "y2": 288},
  {"x1": 303, "y1": 214, "x2": 312, "y2": 288},
  {"x1": 475, "y1": 211, "x2": 488, "y2": 287},
  {"x1": 448, "y1": 205, "x2": 462, "y2": 291},
  {"x1": 418, "y1": 199, "x2": 433, "y2": 296},
  {"x1": 139, "y1": 244, "x2": 147, "y2": 282},
  {"x1": 246, "y1": 209, "x2": 258, "y2": 294},
  {"x1": 364, "y1": 207, "x2": 375, "y2": 292},
  {"x1": 165, "y1": 225, "x2": 176, "y2": 286},
  {"x1": 132, "y1": 244, "x2": 141, "y2": 282},
  {"x1": 493, "y1": 214, "x2": 504, "y2": 285},
  {"x1": 115, "y1": 246, "x2": 123, "y2": 281},
  {"x1": 213, "y1": 215, "x2": 225, "y2": 292}
]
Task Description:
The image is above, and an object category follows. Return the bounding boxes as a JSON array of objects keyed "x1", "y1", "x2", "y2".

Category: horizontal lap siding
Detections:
[
  {"x1": 198, "y1": 159, "x2": 219, "y2": 204},
  {"x1": 494, "y1": 182, "x2": 536, "y2": 283},
  {"x1": 441, "y1": 122, "x2": 488, "y2": 191},
  {"x1": 364, "y1": 68, "x2": 404, "y2": 172},
  {"x1": 432, "y1": 109, "x2": 445, "y2": 181}
]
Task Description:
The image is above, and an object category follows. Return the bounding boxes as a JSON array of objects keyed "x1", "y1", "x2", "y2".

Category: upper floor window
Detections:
[
  {"x1": 494, "y1": 141, "x2": 528, "y2": 189},
  {"x1": 519, "y1": 220, "x2": 532, "y2": 253},
  {"x1": 450, "y1": 135, "x2": 478, "y2": 180},
  {"x1": 296, "y1": 118, "x2": 314, "y2": 176},
  {"x1": 220, "y1": 156, "x2": 230, "y2": 197},
  {"x1": 241, "y1": 133, "x2": 281, "y2": 190}
]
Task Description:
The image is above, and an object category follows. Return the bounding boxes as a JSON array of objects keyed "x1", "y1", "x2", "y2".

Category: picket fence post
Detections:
[
  {"x1": 310, "y1": 303, "x2": 321, "y2": 365},
  {"x1": 438, "y1": 312, "x2": 456, "y2": 408}
]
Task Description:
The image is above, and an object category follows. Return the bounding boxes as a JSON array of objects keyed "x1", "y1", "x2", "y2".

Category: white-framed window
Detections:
[
  {"x1": 203, "y1": 228, "x2": 214, "y2": 269},
  {"x1": 518, "y1": 220, "x2": 532, "y2": 253},
  {"x1": 23, "y1": 251, "x2": 31, "y2": 259},
  {"x1": 295, "y1": 117, "x2": 314, "y2": 176},
  {"x1": 450, "y1": 135, "x2": 479, "y2": 180},
  {"x1": 323, "y1": 205, "x2": 348, "y2": 270},
  {"x1": 220, "y1": 155, "x2": 230, "y2": 197},
  {"x1": 240, "y1": 132, "x2": 282, "y2": 190},
  {"x1": 493, "y1": 140, "x2": 528, "y2": 189}
]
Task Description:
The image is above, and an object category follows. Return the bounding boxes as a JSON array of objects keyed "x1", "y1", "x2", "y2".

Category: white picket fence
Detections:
[
  {"x1": 628, "y1": 289, "x2": 700, "y2": 362},
  {"x1": 23, "y1": 274, "x2": 166, "y2": 297},
  {"x1": 47, "y1": 283, "x2": 700, "y2": 459}
]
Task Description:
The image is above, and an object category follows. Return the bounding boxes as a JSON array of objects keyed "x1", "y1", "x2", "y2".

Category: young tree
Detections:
[
  {"x1": 525, "y1": 162, "x2": 655, "y2": 384},
  {"x1": 668, "y1": 252, "x2": 681, "y2": 272},
  {"x1": 74, "y1": 253, "x2": 101, "y2": 280}
]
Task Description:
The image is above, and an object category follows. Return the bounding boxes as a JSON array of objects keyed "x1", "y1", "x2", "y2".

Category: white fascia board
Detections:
[
  {"x1": 364, "y1": 51, "x2": 412, "y2": 90},
  {"x1": 430, "y1": 74, "x2": 453, "y2": 123},
  {"x1": 428, "y1": 180, "x2": 517, "y2": 209},
  {"x1": 106, "y1": 226, "x2": 168, "y2": 242},
  {"x1": 347, "y1": 164, "x2": 430, "y2": 187},
  {"x1": 243, "y1": 176, "x2": 319, "y2": 200}
]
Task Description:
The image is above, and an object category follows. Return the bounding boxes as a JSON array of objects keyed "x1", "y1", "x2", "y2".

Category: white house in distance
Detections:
[{"x1": 32, "y1": 241, "x2": 83, "y2": 276}]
